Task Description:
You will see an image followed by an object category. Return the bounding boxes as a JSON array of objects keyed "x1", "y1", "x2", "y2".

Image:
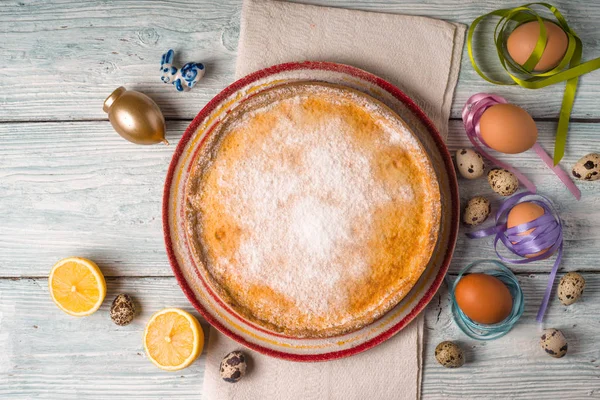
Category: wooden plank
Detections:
[
  {"x1": 1, "y1": 120, "x2": 599, "y2": 277},
  {"x1": 446, "y1": 121, "x2": 600, "y2": 275},
  {"x1": 2, "y1": 1, "x2": 599, "y2": 398},
  {"x1": 299, "y1": 0, "x2": 600, "y2": 120},
  {"x1": 422, "y1": 272, "x2": 600, "y2": 399},
  {"x1": 0, "y1": 277, "x2": 209, "y2": 399},
  {"x1": 1, "y1": 0, "x2": 600, "y2": 121},
  {"x1": 0, "y1": 275, "x2": 597, "y2": 399},
  {"x1": 0, "y1": 121, "x2": 176, "y2": 278}
]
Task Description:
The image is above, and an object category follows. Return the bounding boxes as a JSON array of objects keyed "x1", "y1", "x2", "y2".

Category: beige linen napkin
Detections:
[
  {"x1": 204, "y1": 315, "x2": 424, "y2": 400},
  {"x1": 203, "y1": 1, "x2": 465, "y2": 399},
  {"x1": 235, "y1": 0, "x2": 465, "y2": 140}
]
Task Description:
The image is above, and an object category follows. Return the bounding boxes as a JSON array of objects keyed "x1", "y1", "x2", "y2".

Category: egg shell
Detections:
[
  {"x1": 454, "y1": 273, "x2": 513, "y2": 325},
  {"x1": 434, "y1": 341, "x2": 465, "y2": 368},
  {"x1": 220, "y1": 351, "x2": 248, "y2": 383},
  {"x1": 463, "y1": 196, "x2": 491, "y2": 226},
  {"x1": 479, "y1": 104, "x2": 538, "y2": 154},
  {"x1": 488, "y1": 168, "x2": 519, "y2": 196},
  {"x1": 558, "y1": 272, "x2": 585, "y2": 306},
  {"x1": 456, "y1": 148, "x2": 485, "y2": 179},
  {"x1": 507, "y1": 202, "x2": 548, "y2": 258},
  {"x1": 572, "y1": 153, "x2": 600, "y2": 181},
  {"x1": 507, "y1": 21, "x2": 568, "y2": 72},
  {"x1": 540, "y1": 328, "x2": 568, "y2": 358}
]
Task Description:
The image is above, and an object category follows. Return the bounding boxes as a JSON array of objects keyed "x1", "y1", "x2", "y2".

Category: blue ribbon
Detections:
[{"x1": 449, "y1": 259, "x2": 525, "y2": 340}]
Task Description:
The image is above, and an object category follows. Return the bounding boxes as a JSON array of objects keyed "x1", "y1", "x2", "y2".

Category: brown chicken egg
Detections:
[
  {"x1": 507, "y1": 202, "x2": 548, "y2": 258},
  {"x1": 507, "y1": 21, "x2": 568, "y2": 72},
  {"x1": 479, "y1": 104, "x2": 538, "y2": 154},
  {"x1": 454, "y1": 273, "x2": 513, "y2": 325}
]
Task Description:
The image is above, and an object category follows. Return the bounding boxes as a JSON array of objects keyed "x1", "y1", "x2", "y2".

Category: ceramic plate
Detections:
[{"x1": 163, "y1": 61, "x2": 459, "y2": 362}]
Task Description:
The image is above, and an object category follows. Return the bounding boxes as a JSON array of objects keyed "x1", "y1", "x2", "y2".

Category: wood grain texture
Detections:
[
  {"x1": 447, "y1": 121, "x2": 600, "y2": 274},
  {"x1": 422, "y1": 272, "x2": 600, "y2": 399},
  {"x1": 0, "y1": 121, "x2": 178, "y2": 278},
  {"x1": 1, "y1": 1, "x2": 600, "y2": 398},
  {"x1": 1, "y1": 120, "x2": 599, "y2": 277},
  {"x1": 0, "y1": 277, "x2": 209, "y2": 399},
  {"x1": 1, "y1": 0, "x2": 600, "y2": 121},
  {"x1": 0, "y1": 275, "x2": 598, "y2": 399}
]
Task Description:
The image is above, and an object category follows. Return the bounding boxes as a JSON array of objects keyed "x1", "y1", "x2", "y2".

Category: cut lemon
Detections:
[
  {"x1": 143, "y1": 308, "x2": 204, "y2": 371},
  {"x1": 48, "y1": 257, "x2": 107, "y2": 316}
]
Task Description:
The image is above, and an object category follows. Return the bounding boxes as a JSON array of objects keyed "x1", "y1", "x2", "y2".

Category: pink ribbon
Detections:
[{"x1": 462, "y1": 94, "x2": 581, "y2": 200}]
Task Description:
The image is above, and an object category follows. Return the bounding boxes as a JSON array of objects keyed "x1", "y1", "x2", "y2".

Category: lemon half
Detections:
[
  {"x1": 143, "y1": 308, "x2": 204, "y2": 371},
  {"x1": 48, "y1": 257, "x2": 107, "y2": 317}
]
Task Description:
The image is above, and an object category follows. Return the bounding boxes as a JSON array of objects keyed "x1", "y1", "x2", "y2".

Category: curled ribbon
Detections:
[
  {"x1": 466, "y1": 192, "x2": 563, "y2": 322},
  {"x1": 468, "y1": 2, "x2": 600, "y2": 165},
  {"x1": 462, "y1": 93, "x2": 581, "y2": 200}
]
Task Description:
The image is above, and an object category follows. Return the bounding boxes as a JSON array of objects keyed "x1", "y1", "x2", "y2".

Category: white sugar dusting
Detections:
[
  {"x1": 208, "y1": 90, "x2": 423, "y2": 317},
  {"x1": 290, "y1": 196, "x2": 344, "y2": 259}
]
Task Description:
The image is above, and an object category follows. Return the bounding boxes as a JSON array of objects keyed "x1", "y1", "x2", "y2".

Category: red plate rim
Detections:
[{"x1": 162, "y1": 61, "x2": 459, "y2": 362}]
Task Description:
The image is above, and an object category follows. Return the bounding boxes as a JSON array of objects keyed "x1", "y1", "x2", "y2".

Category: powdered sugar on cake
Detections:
[
  {"x1": 207, "y1": 93, "x2": 420, "y2": 316},
  {"x1": 185, "y1": 83, "x2": 441, "y2": 336}
]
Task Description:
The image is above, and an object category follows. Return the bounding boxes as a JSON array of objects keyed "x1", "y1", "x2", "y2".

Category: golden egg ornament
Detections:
[{"x1": 103, "y1": 86, "x2": 168, "y2": 145}]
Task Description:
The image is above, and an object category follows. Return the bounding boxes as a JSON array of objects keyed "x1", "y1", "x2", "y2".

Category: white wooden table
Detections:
[{"x1": 1, "y1": 1, "x2": 599, "y2": 398}]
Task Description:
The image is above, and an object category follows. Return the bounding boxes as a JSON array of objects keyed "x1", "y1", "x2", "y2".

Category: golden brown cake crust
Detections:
[{"x1": 185, "y1": 82, "x2": 441, "y2": 338}]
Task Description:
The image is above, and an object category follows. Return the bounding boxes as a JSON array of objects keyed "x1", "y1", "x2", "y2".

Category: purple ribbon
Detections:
[
  {"x1": 466, "y1": 192, "x2": 563, "y2": 323},
  {"x1": 462, "y1": 93, "x2": 581, "y2": 200}
]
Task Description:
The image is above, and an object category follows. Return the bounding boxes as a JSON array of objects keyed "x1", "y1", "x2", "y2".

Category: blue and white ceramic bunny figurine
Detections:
[{"x1": 160, "y1": 49, "x2": 205, "y2": 92}]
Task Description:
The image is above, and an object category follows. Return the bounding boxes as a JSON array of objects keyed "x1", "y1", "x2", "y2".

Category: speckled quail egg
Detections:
[
  {"x1": 463, "y1": 196, "x2": 491, "y2": 226},
  {"x1": 540, "y1": 328, "x2": 568, "y2": 358},
  {"x1": 220, "y1": 351, "x2": 248, "y2": 383},
  {"x1": 488, "y1": 168, "x2": 519, "y2": 196},
  {"x1": 456, "y1": 148, "x2": 485, "y2": 179},
  {"x1": 435, "y1": 341, "x2": 465, "y2": 368},
  {"x1": 110, "y1": 294, "x2": 136, "y2": 326},
  {"x1": 572, "y1": 153, "x2": 600, "y2": 181},
  {"x1": 558, "y1": 272, "x2": 585, "y2": 306}
]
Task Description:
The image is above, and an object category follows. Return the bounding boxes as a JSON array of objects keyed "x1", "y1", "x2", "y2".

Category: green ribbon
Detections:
[{"x1": 468, "y1": 3, "x2": 600, "y2": 165}]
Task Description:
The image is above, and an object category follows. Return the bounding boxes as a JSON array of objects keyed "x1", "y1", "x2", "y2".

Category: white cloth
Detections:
[
  {"x1": 204, "y1": 315, "x2": 424, "y2": 400},
  {"x1": 235, "y1": 0, "x2": 465, "y2": 140},
  {"x1": 203, "y1": 1, "x2": 465, "y2": 399}
]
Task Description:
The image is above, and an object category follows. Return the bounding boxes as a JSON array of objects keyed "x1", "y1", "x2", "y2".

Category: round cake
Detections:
[{"x1": 184, "y1": 81, "x2": 441, "y2": 338}]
